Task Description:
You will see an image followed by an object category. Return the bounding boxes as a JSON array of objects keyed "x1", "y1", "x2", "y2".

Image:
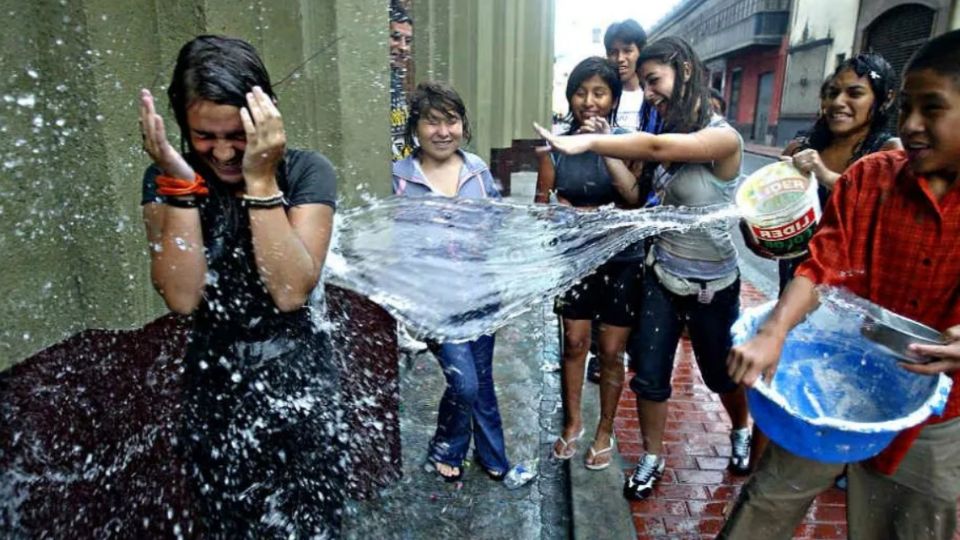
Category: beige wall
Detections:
[
  {"x1": 789, "y1": 0, "x2": 861, "y2": 78},
  {"x1": 412, "y1": 0, "x2": 555, "y2": 162},
  {"x1": 0, "y1": 0, "x2": 390, "y2": 369}
]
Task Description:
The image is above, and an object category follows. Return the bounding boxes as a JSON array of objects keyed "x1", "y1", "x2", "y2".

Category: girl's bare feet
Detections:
[
  {"x1": 436, "y1": 461, "x2": 460, "y2": 479},
  {"x1": 584, "y1": 431, "x2": 615, "y2": 470}
]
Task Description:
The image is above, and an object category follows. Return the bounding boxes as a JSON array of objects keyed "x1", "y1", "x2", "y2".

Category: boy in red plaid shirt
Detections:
[{"x1": 722, "y1": 29, "x2": 960, "y2": 539}]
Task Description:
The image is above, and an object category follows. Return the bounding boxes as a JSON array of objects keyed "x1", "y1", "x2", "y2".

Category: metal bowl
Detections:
[{"x1": 860, "y1": 305, "x2": 943, "y2": 363}]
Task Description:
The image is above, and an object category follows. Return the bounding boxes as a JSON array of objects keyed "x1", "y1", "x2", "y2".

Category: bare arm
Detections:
[
  {"x1": 785, "y1": 149, "x2": 841, "y2": 190},
  {"x1": 583, "y1": 117, "x2": 642, "y2": 205},
  {"x1": 142, "y1": 204, "x2": 207, "y2": 314},
  {"x1": 603, "y1": 156, "x2": 640, "y2": 205},
  {"x1": 242, "y1": 87, "x2": 332, "y2": 312},
  {"x1": 247, "y1": 203, "x2": 333, "y2": 311},
  {"x1": 534, "y1": 122, "x2": 741, "y2": 174},
  {"x1": 139, "y1": 88, "x2": 206, "y2": 314},
  {"x1": 534, "y1": 148, "x2": 555, "y2": 204},
  {"x1": 727, "y1": 275, "x2": 821, "y2": 386},
  {"x1": 815, "y1": 169, "x2": 842, "y2": 190}
]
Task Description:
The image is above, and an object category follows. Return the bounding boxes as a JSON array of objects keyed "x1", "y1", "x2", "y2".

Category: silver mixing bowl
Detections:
[{"x1": 860, "y1": 305, "x2": 944, "y2": 363}]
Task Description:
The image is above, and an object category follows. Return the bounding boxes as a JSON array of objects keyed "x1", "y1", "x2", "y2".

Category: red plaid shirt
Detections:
[{"x1": 795, "y1": 149, "x2": 960, "y2": 474}]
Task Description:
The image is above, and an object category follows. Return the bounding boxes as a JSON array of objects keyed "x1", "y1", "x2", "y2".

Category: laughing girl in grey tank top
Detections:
[{"x1": 536, "y1": 37, "x2": 754, "y2": 500}]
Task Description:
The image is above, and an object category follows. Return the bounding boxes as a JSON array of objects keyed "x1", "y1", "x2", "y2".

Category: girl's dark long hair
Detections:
[
  {"x1": 562, "y1": 57, "x2": 622, "y2": 135},
  {"x1": 800, "y1": 53, "x2": 896, "y2": 163},
  {"x1": 168, "y1": 35, "x2": 275, "y2": 150},
  {"x1": 635, "y1": 37, "x2": 711, "y2": 134},
  {"x1": 632, "y1": 37, "x2": 711, "y2": 198}
]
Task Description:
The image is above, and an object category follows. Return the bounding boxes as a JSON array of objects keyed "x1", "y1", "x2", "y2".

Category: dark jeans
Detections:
[
  {"x1": 628, "y1": 275, "x2": 741, "y2": 402},
  {"x1": 427, "y1": 335, "x2": 510, "y2": 474}
]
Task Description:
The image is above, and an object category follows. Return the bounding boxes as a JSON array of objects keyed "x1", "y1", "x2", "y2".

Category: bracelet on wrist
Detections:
[
  {"x1": 165, "y1": 196, "x2": 199, "y2": 209},
  {"x1": 242, "y1": 191, "x2": 285, "y2": 209},
  {"x1": 156, "y1": 172, "x2": 209, "y2": 197}
]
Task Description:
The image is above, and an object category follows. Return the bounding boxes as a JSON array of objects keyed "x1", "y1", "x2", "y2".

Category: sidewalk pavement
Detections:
[
  {"x1": 342, "y1": 299, "x2": 571, "y2": 540},
  {"x1": 341, "y1": 278, "x2": 960, "y2": 540},
  {"x1": 611, "y1": 282, "x2": 854, "y2": 539},
  {"x1": 344, "y1": 173, "x2": 959, "y2": 539},
  {"x1": 610, "y1": 282, "x2": 960, "y2": 540}
]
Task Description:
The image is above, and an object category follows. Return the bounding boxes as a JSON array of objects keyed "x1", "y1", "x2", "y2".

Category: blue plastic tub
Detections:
[{"x1": 733, "y1": 302, "x2": 952, "y2": 463}]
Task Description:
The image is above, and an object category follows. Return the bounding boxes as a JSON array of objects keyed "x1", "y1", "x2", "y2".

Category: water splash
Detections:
[{"x1": 327, "y1": 196, "x2": 741, "y2": 342}]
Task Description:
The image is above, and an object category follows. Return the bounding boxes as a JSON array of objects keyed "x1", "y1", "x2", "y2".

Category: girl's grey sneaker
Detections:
[{"x1": 623, "y1": 453, "x2": 665, "y2": 500}]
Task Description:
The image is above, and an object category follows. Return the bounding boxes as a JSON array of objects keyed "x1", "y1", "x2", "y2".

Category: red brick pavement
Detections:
[{"x1": 614, "y1": 280, "x2": 960, "y2": 540}]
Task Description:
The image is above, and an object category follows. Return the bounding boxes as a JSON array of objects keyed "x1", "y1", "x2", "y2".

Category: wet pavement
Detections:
[
  {"x1": 343, "y1": 167, "x2": 960, "y2": 539},
  {"x1": 613, "y1": 282, "x2": 960, "y2": 540},
  {"x1": 342, "y1": 297, "x2": 571, "y2": 540}
]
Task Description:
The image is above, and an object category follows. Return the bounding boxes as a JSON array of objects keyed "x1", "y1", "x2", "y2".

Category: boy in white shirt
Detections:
[{"x1": 604, "y1": 19, "x2": 658, "y2": 133}]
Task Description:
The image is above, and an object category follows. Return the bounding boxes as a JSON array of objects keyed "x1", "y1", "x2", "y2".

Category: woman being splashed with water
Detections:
[
  {"x1": 139, "y1": 35, "x2": 340, "y2": 537},
  {"x1": 393, "y1": 82, "x2": 529, "y2": 487},
  {"x1": 536, "y1": 37, "x2": 751, "y2": 501},
  {"x1": 534, "y1": 57, "x2": 643, "y2": 471}
]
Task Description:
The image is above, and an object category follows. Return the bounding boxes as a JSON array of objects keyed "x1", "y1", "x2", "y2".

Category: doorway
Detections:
[{"x1": 753, "y1": 71, "x2": 774, "y2": 143}]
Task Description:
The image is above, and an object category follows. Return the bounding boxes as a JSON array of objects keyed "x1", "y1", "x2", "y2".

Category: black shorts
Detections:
[{"x1": 555, "y1": 261, "x2": 643, "y2": 327}]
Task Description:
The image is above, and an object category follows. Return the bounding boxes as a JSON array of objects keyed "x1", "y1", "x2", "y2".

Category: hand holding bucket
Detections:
[{"x1": 735, "y1": 161, "x2": 822, "y2": 260}]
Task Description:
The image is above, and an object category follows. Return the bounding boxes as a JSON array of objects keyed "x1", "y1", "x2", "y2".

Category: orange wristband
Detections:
[{"x1": 156, "y1": 173, "x2": 209, "y2": 197}]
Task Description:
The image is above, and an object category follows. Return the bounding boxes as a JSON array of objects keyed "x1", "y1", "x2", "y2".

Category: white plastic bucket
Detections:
[{"x1": 736, "y1": 161, "x2": 822, "y2": 259}]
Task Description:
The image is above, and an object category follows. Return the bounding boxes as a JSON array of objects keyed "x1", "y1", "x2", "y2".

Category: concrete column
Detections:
[
  {"x1": 330, "y1": 0, "x2": 392, "y2": 203},
  {"x1": 407, "y1": 0, "x2": 554, "y2": 163}
]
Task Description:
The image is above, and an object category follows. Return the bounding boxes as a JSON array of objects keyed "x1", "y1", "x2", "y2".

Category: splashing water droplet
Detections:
[
  {"x1": 16, "y1": 94, "x2": 35, "y2": 107},
  {"x1": 327, "y1": 197, "x2": 740, "y2": 341}
]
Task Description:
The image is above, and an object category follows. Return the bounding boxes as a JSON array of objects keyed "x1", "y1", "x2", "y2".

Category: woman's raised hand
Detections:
[
  {"x1": 139, "y1": 89, "x2": 194, "y2": 179},
  {"x1": 785, "y1": 149, "x2": 827, "y2": 182},
  {"x1": 533, "y1": 122, "x2": 593, "y2": 156},
  {"x1": 577, "y1": 117, "x2": 612, "y2": 135},
  {"x1": 240, "y1": 86, "x2": 286, "y2": 188}
]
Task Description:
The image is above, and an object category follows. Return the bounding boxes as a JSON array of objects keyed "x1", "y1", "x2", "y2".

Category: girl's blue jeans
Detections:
[{"x1": 427, "y1": 334, "x2": 510, "y2": 474}]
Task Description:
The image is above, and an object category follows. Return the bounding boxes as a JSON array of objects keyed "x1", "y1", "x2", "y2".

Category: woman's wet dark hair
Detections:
[
  {"x1": 803, "y1": 52, "x2": 897, "y2": 162},
  {"x1": 404, "y1": 81, "x2": 472, "y2": 151},
  {"x1": 563, "y1": 57, "x2": 622, "y2": 134},
  {"x1": 390, "y1": 0, "x2": 411, "y2": 24},
  {"x1": 636, "y1": 37, "x2": 711, "y2": 134},
  {"x1": 167, "y1": 35, "x2": 275, "y2": 151}
]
